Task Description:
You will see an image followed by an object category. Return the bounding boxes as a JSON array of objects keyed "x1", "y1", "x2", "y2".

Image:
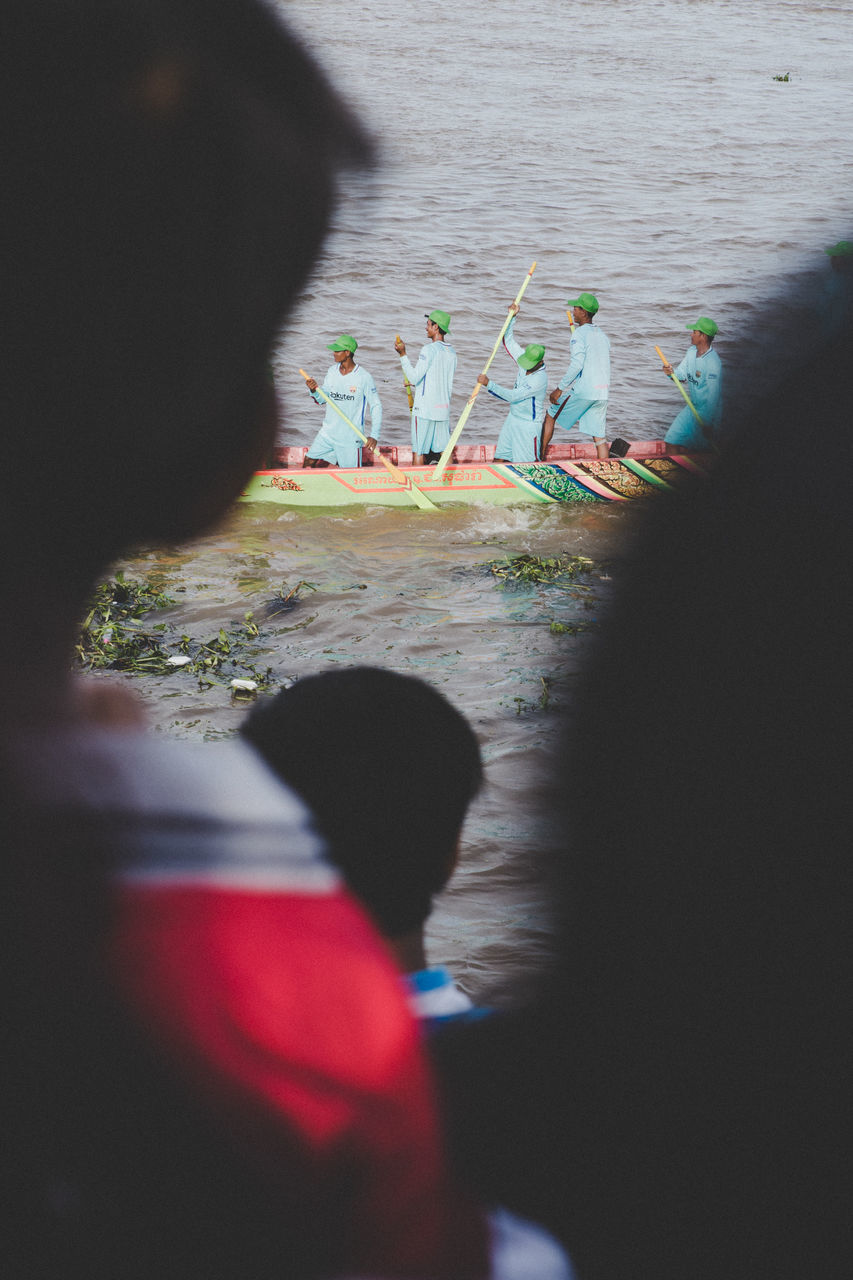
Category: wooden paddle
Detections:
[
  {"x1": 396, "y1": 335, "x2": 415, "y2": 410},
  {"x1": 431, "y1": 262, "x2": 537, "y2": 481},
  {"x1": 299, "y1": 370, "x2": 437, "y2": 510}
]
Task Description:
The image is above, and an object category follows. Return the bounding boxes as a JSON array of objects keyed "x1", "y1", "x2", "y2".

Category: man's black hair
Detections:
[{"x1": 242, "y1": 667, "x2": 483, "y2": 937}]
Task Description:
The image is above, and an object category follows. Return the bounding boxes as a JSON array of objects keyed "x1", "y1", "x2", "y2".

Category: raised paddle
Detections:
[
  {"x1": 431, "y1": 261, "x2": 537, "y2": 481},
  {"x1": 655, "y1": 344, "x2": 718, "y2": 451},
  {"x1": 299, "y1": 369, "x2": 437, "y2": 510}
]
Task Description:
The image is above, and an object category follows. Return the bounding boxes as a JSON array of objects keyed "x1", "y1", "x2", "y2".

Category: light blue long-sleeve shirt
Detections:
[
  {"x1": 311, "y1": 362, "x2": 382, "y2": 441},
  {"x1": 557, "y1": 323, "x2": 610, "y2": 400},
  {"x1": 673, "y1": 345, "x2": 722, "y2": 426},
  {"x1": 486, "y1": 317, "x2": 548, "y2": 426},
  {"x1": 400, "y1": 340, "x2": 457, "y2": 422}
]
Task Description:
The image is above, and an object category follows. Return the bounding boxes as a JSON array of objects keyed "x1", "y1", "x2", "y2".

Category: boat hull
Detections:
[{"x1": 240, "y1": 446, "x2": 713, "y2": 509}]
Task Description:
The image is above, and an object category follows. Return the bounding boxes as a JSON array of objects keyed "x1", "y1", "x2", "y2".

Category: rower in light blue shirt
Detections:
[
  {"x1": 304, "y1": 334, "x2": 382, "y2": 468},
  {"x1": 662, "y1": 317, "x2": 722, "y2": 452},
  {"x1": 542, "y1": 292, "x2": 611, "y2": 460},
  {"x1": 477, "y1": 304, "x2": 547, "y2": 462},
  {"x1": 395, "y1": 309, "x2": 457, "y2": 465}
]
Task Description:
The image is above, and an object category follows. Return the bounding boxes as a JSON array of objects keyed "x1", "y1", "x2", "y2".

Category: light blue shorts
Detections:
[
  {"x1": 495, "y1": 419, "x2": 541, "y2": 462},
  {"x1": 412, "y1": 415, "x2": 450, "y2": 455},
  {"x1": 549, "y1": 394, "x2": 608, "y2": 438},
  {"x1": 307, "y1": 426, "x2": 363, "y2": 468},
  {"x1": 665, "y1": 405, "x2": 711, "y2": 450}
]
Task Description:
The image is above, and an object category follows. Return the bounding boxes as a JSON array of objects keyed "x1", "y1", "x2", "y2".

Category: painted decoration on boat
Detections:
[
  {"x1": 509, "y1": 464, "x2": 601, "y2": 503},
  {"x1": 571, "y1": 459, "x2": 659, "y2": 499}
]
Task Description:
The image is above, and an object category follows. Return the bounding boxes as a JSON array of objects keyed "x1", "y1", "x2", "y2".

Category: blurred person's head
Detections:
[
  {"x1": 1, "y1": 0, "x2": 368, "y2": 584},
  {"x1": 242, "y1": 666, "x2": 483, "y2": 963}
]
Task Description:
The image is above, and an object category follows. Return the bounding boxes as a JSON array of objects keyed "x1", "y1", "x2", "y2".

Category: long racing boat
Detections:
[{"x1": 241, "y1": 441, "x2": 714, "y2": 509}]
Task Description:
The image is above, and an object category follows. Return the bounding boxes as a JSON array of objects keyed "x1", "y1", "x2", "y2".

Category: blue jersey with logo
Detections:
[{"x1": 311, "y1": 362, "x2": 382, "y2": 441}]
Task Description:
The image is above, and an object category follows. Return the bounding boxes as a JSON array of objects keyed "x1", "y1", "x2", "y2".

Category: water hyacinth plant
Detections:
[
  {"x1": 486, "y1": 552, "x2": 596, "y2": 587},
  {"x1": 76, "y1": 573, "x2": 276, "y2": 693}
]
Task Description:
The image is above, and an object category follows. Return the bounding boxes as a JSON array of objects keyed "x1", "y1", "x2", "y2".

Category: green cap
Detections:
[
  {"x1": 518, "y1": 343, "x2": 545, "y2": 370},
  {"x1": 566, "y1": 292, "x2": 599, "y2": 315},
  {"x1": 425, "y1": 309, "x2": 451, "y2": 333},
  {"x1": 825, "y1": 240, "x2": 853, "y2": 256},
  {"x1": 686, "y1": 317, "x2": 718, "y2": 338},
  {"x1": 326, "y1": 334, "x2": 358, "y2": 353}
]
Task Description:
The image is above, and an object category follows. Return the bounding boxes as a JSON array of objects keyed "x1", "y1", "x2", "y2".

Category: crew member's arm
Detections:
[
  {"x1": 397, "y1": 341, "x2": 432, "y2": 388},
  {"x1": 668, "y1": 351, "x2": 689, "y2": 382},
  {"x1": 477, "y1": 373, "x2": 535, "y2": 405},
  {"x1": 363, "y1": 373, "x2": 382, "y2": 453},
  {"x1": 501, "y1": 305, "x2": 523, "y2": 362},
  {"x1": 305, "y1": 372, "x2": 329, "y2": 404},
  {"x1": 549, "y1": 332, "x2": 584, "y2": 403}
]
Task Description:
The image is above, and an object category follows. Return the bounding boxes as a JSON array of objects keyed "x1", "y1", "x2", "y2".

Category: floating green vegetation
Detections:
[
  {"x1": 178, "y1": 621, "x2": 275, "y2": 694},
  {"x1": 549, "y1": 619, "x2": 589, "y2": 636},
  {"x1": 76, "y1": 573, "x2": 175, "y2": 674},
  {"x1": 486, "y1": 552, "x2": 596, "y2": 587},
  {"x1": 76, "y1": 573, "x2": 275, "y2": 693},
  {"x1": 772, "y1": 71, "x2": 791, "y2": 81}
]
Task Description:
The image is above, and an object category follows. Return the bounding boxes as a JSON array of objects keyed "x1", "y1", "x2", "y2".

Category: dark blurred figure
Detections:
[
  {"x1": 0, "y1": 4, "x2": 501, "y2": 1277},
  {"x1": 822, "y1": 238, "x2": 853, "y2": 341},
  {"x1": 242, "y1": 667, "x2": 488, "y2": 1025},
  {"x1": 432, "y1": 276, "x2": 853, "y2": 1279}
]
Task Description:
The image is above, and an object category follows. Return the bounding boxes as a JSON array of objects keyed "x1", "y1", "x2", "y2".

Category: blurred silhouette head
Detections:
[
  {"x1": 2, "y1": 0, "x2": 369, "y2": 571},
  {"x1": 243, "y1": 667, "x2": 483, "y2": 937}
]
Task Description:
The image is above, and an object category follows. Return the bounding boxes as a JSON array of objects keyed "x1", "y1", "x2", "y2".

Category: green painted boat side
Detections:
[
  {"x1": 242, "y1": 462, "x2": 557, "y2": 508},
  {"x1": 240, "y1": 449, "x2": 713, "y2": 509}
]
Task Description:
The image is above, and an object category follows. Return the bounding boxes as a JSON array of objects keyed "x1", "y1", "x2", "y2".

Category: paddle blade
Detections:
[{"x1": 406, "y1": 477, "x2": 438, "y2": 510}]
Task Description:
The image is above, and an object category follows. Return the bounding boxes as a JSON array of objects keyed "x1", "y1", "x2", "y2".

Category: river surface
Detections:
[{"x1": 104, "y1": 0, "x2": 852, "y2": 1006}]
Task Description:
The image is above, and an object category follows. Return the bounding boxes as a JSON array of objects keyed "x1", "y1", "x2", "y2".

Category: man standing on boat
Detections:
[
  {"x1": 304, "y1": 334, "x2": 382, "y2": 467},
  {"x1": 662, "y1": 317, "x2": 722, "y2": 452},
  {"x1": 541, "y1": 292, "x2": 611, "y2": 461},
  {"x1": 477, "y1": 303, "x2": 547, "y2": 462},
  {"x1": 395, "y1": 309, "x2": 457, "y2": 465}
]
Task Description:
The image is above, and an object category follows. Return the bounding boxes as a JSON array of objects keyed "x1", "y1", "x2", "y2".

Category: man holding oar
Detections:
[
  {"x1": 304, "y1": 334, "x2": 382, "y2": 467},
  {"x1": 661, "y1": 316, "x2": 722, "y2": 452},
  {"x1": 395, "y1": 309, "x2": 457, "y2": 465},
  {"x1": 476, "y1": 303, "x2": 547, "y2": 462},
  {"x1": 541, "y1": 292, "x2": 611, "y2": 461}
]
